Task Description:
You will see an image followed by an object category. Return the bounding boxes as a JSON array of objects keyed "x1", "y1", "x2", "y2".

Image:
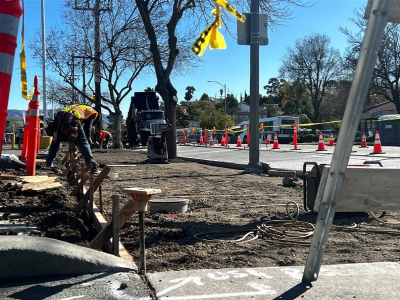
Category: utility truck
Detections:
[{"x1": 126, "y1": 92, "x2": 166, "y2": 147}]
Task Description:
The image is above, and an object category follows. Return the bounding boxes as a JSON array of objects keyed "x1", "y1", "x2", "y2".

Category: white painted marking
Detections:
[
  {"x1": 226, "y1": 270, "x2": 249, "y2": 278},
  {"x1": 245, "y1": 269, "x2": 274, "y2": 279},
  {"x1": 207, "y1": 271, "x2": 230, "y2": 280},
  {"x1": 280, "y1": 268, "x2": 303, "y2": 279},
  {"x1": 158, "y1": 282, "x2": 276, "y2": 300},
  {"x1": 157, "y1": 277, "x2": 204, "y2": 297},
  {"x1": 59, "y1": 296, "x2": 85, "y2": 300}
]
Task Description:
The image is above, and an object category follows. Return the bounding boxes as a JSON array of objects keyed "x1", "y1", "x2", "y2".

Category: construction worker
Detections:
[
  {"x1": 46, "y1": 104, "x2": 100, "y2": 173},
  {"x1": 39, "y1": 115, "x2": 46, "y2": 136},
  {"x1": 99, "y1": 128, "x2": 112, "y2": 149}
]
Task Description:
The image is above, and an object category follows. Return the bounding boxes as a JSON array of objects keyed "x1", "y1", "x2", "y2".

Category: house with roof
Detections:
[
  {"x1": 360, "y1": 101, "x2": 397, "y2": 135},
  {"x1": 360, "y1": 101, "x2": 400, "y2": 145}
]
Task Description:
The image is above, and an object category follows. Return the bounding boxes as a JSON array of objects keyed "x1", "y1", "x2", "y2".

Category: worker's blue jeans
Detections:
[
  {"x1": 102, "y1": 135, "x2": 111, "y2": 149},
  {"x1": 46, "y1": 121, "x2": 97, "y2": 167}
]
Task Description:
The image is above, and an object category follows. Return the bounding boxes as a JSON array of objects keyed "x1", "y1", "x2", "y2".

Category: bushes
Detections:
[{"x1": 298, "y1": 134, "x2": 318, "y2": 143}]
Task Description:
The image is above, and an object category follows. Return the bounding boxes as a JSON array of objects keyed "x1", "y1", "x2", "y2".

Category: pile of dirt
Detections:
[
  {"x1": 2, "y1": 150, "x2": 400, "y2": 274},
  {"x1": 0, "y1": 167, "x2": 92, "y2": 246}
]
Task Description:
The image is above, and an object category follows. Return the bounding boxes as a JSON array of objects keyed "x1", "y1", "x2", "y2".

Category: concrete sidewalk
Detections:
[{"x1": 147, "y1": 262, "x2": 400, "y2": 300}]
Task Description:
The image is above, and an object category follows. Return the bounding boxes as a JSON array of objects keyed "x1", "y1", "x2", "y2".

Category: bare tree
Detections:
[
  {"x1": 134, "y1": 0, "x2": 311, "y2": 159},
  {"x1": 30, "y1": 0, "x2": 152, "y2": 147},
  {"x1": 279, "y1": 33, "x2": 343, "y2": 123},
  {"x1": 341, "y1": 8, "x2": 400, "y2": 112}
]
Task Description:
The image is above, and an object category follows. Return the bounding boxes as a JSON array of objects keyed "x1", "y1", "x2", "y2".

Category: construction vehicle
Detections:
[
  {"x1": 147, "y1": 123, "x2": 172, "y2": 162},
  {"x1": 126, "y1": 92, "x2": 166, "y2": 147}
]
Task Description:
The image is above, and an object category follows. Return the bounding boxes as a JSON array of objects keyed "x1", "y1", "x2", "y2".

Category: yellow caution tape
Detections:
[
  {"x1": 20, "y1": 0, "x2": 29, "y2": 100},
  {"x1": 214, "y1": 0, "x2": 246, "y2": 22},
  {"x1": 192, "y1": 116, "x2": 400, "y2": 133},
  {"x1": 191, "y1": 0, "x2": 245, "y2": 56}
]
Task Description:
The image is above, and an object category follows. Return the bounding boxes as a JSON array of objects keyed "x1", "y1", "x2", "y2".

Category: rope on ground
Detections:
[
  {"x1": 193, "y1": 202, "x2": 400, "y2": 246},
  {"x1": 194, "y1": 202, "x2": 315, "y2": 246},
  {"x1": 369, "y1": 211, "x2": 400, "y2": 225}
]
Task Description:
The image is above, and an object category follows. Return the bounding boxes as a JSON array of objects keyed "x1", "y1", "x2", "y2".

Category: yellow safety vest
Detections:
[{"x1": 62, "y1": 104, "x2": 98, "y2": 121}]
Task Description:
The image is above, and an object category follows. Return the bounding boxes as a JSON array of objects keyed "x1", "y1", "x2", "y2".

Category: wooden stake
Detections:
[
  {"x1": 112, "y1": 195, "x2": 120, "y2": 256},
  {"x1": 88, "y1": 174, "x2": 94, "y2": 224},
  {"x1": 139, "y1": 211, "x2": 146, "y2": 274},
  {"x1": 80, "y1": 161, "x2": 85, "y2": 197}
]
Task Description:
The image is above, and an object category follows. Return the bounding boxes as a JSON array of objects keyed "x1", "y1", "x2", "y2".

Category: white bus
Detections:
[{"x1": 238, "y1": 116, "x2": 299, "y2": 144}]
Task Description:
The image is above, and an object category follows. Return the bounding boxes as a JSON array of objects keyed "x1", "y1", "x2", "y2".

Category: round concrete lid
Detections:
[
  {"x1": 149, "y1": 198, "x2": 189, "y2": 203},
  {"x1": 121, "y1": 188, "x2": 161, "y2": 194}
]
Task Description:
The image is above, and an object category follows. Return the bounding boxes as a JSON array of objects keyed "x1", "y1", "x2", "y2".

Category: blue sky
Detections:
[{"x1": 9, "y1": 0, "x2": 365, "y2": 115}]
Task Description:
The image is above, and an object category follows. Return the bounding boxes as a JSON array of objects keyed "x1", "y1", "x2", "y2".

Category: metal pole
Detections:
[
  {"x1": 94, "y1": 0, "x2": 101, "y2": 132},
  {"x1": 246, "y1": 0, "x2": 262, "y2": 173},
  {"x1": 224, "y1": 84, "x2": 227, "y2": 127},
  {"x1": 138, "y1": 211, "x2": 146, "y2": 274},
  {"x1": 41, "y1": 0, "x2": 47, "y2": 120},
  {"x1": 302, "y1": 0, "x2": 392, "y2": 282}
]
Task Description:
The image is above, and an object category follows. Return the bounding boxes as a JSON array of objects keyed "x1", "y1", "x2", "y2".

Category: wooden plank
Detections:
[
  {"x1": 112, "y1": 195, "x2": 120, "y2": 256},
  {"x1": 70, "y1": 173, "x2": 89, "y2": 197},
  {"x1": 74, "y1": 166, "x2": 110, "y2": 214},
  {"x1": 22, "y1": 181, "x2": 62, "y2": 191},
  {"x1": 0, "y1": 174, "x2": 18, "y2": 180},
  {"x1": 20, "y1": 176, "x2": 54, "y2": 183},
  {"x1": 314, "y1": 167, "x2": 400, "y2": 212},
  {"x1": 62, "y1": 163, "x2": 74, "y2": 176},
  {"x1": 93, "y1": 166, "x2": 111, "y2": 192},
  {"x1": 90, "y1": 199, "x2": 136, "y2": 250},
  {"x1": 88, "y1": 174, "x2": 94, "y2": 225},
  {"x1": 91, "y1": 202, "x2": 133, "y2": 262}
]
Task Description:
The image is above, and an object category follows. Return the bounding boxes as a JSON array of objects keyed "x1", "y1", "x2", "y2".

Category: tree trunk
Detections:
[
  {"x1": 156, "y1": 80, "x2": 177, "y2": 159},
  {"x1": 114, "y1": 110, "x2": 123, "y2": 149}
]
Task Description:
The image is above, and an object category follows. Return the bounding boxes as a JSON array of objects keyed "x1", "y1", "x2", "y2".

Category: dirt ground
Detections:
[{"x1": 1, "y1": 150, "x2": 400, "y2": 274}]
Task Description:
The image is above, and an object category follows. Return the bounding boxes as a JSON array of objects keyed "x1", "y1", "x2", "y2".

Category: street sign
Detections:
[
  {"x1": 237, "y1": 13, "x2": 268, "y2": 45},
  {"x1": 364, "y1": 0, "x2": 400, "y2": 23}
]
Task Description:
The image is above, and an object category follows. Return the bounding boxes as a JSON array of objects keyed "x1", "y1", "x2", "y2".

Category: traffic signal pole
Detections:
[{"x1": 246, "y1": 0, "x2": 263, "y2": 173}]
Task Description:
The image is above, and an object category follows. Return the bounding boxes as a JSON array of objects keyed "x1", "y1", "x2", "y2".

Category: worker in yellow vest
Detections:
[{"x1": 46, "y1": 104, "x2": 100, "y2": 173}]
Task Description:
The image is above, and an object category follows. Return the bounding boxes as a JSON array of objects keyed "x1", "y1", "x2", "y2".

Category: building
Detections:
[
  {"x1": 360, "y1": 101, "x2": 397, "y2": 136},
  {"x1": 232, "y1": 103, "x2": 282, "y2": 125}
]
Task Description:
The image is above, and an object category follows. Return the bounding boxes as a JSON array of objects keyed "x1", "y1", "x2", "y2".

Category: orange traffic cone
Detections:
[
  {"x1": 272, "y1": 133, "x2": 280, "y2": 149},
  {"x1": 316, "y1": 132, "x2": 326, "y2": 151},
  {"x1": 220, "y1": 135, "x2": 225, "y2": 146},
  {"x1": 209, "y1": 134, "x2": 214, "y2": 146},
  {"x1": 328, "y1": 132, "x2": 334, "y2": 146},
  {"x1": 199, "y1": 135, "x2": 204, "y2": 146},
  {"x1": 359, "y1": 132, "x2": 368, "y2": 148},
  {"x1": 266, "y1": 133, "x2": 271, "y2": 148},
  {"x1": 236, "y1": 134, "x2": 242, "y2": 147},
  {"x1": 291, "y1": 121, "x2": 301, "y2": 150},
  {"x1": 371, "y1": 130, "x2": 384, "y2": 154}
]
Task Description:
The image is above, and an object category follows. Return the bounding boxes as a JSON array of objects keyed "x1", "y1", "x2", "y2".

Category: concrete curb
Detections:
[
  {"x1": 0, "y1": 236, "x2": 136, "y2": 279},
  {"x1": 177, "y1": 156, "x2": 303, "y2": 177},
  {"x1": 178, "y1": 156, "x2": 247, "y2": 170}
]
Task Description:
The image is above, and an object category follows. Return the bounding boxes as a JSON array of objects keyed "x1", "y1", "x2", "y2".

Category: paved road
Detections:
[{"x1": 176, "y1": 143, "x2": 400, "y2": 172}]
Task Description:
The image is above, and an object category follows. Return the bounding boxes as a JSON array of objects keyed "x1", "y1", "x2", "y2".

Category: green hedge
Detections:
[{"x1": 298, "y1": 134, "x2": 318, "y2": 143}]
